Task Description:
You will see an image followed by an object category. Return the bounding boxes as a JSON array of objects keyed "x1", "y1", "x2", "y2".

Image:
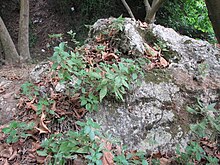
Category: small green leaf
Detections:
[
  {"x1": 37, "y1": 150, "x2": 48, "y2": 156},
  {"x1": 132, "y1": 73, "x2": 138, "y2": 80},
  {"x1": 2, "y1": 127, "x2": 11, "y2": 134},
  {"x1": 99, "y1": 86, "x2": 107, "y2": 102},
  {"x1": 75, "y1": 147, "x2": 89, "y2": 154},
  {"x1": 84, "y1": 126, "x2": 91, "y2": 135},
  {"x1": 91, "y1": 122, "x2": 100, "y2": 129},
  {"x1": 89, "y1": 72, "x2": 102, "y2": 79},
  {"x1": 142, "y1": 159, "x2": 148, "y2": 165},
  {"x1": 52, "y1": 62, "x2": 59, "y2": 70},
  {"x1": 20, "y1": 133, "x2": 30, "y2": 138},
  {"x1": 76, "y1": 121, "x2": 86, "y2": 127},
  {"x1": 11, "y1": 136, "x2": 19, "y2": 143},
  {"x1": 10, "y1": 121, "x2": 18, "y2": 128},
  {"x1": 86, "y1": 103, "x2": 92, "y2": 111},
  {"x1": 186, "y1": 106, "x2": 198, "y2": 114},
  {"x1": 89, "y1": 130, "x2": 95, "y2": 141},
  {"x1": 81, "y1": 99, "x2": 87, "y2": 106},
  {"x1": 54, "y1": 46, "x2": 60, "y2": 52},
  {"x1": 57, "y1": 55, "x2": 62, "y2": 63},
  {"x1": 122, "y1": 79, "x2": 129, "y2": 89},
  {"x1": 59, "y1": 42, "x2": 65, "y2": 51},
  {"x1": 207, "y1": 103, "x2": 217, "y2": 112}
]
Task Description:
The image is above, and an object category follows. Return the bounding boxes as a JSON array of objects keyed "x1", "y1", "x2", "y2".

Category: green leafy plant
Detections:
[
  {"x1": 37, "y1": 118, "x2": 151, "y2": 165},
  {"x1": 114, "y1": 150, "x2": 148, "y2": 165},
  {"x1": 36, "y1": 98, "x2": 54, "y2": 115},
  {"x1": 21, "y1": 81, "x2": 39, "y2": 99},
  {"x1": 48, "y1": 33, "x2": 63, "y2": 40},
  {"x1": 110, "y1": 15, "x2": 125, "y2": 32},
  {"x1": 176, "y1": 142, "x2": 218, "y2": 165},
  {"x1": 158, "y1": 0, "x2": 215, "y2": 42},
  {"x1": 67, "y1": 30, "x2": 80, "y2": 46},
  {"x1": 176, "y1": 142, "x2": 205, "y2": 164},
  {"x1": 176, "y1": 99, "x2": 220, "y2": 164},
  {"x1": 187, "y1": 99, "x2": 219, "y2": 138},
  {"x1": 2, "y1": 121, "x2": 35, "y2": 143},
  {"x1": 50, "y1": 41, "x2": 144, "y2": 111},
  {"x1": 37, "y1": 118, "x2": 104, "y2": 165}
]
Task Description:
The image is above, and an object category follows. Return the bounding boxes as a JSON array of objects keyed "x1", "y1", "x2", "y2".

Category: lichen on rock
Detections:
[{"x1": 86, "y1": 18, "x2": 220, "y2": 154}]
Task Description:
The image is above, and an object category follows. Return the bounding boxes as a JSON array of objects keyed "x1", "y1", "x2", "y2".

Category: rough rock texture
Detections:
[
  {"x1": 0, "y1": 65, "x2": 34, "y2": 125},
  {"x1": 28, "y1": 18, "x2": 220, "y2": 154},
  {"x1": 86, "y1": 18, "x2": 220, "y2": 153},
  {"x1": 88, "y1": 18, "x2": 146, "y2": 56},
  {"x1": 29, "y1": 61, "x2": 50, "y2": 83},
  {"x1": 0, "y1": 77, "x2": 16, "y2": 125}
]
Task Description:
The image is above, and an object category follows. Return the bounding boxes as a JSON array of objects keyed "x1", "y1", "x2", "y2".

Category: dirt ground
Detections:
[
  {"x1": 0, "y1": 65, "x2": 36, "y2": 125},
  {"x1": 0, "y1": 0, "x2": 71, "y2": 123},
  {"x1": 1, "y1": 0, "x2": 70, "y2": 61}
]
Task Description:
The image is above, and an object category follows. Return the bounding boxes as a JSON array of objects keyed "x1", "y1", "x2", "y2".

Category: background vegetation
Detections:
[{"x1": 48, "y1": 0, "x2": 214, "y2": 42}]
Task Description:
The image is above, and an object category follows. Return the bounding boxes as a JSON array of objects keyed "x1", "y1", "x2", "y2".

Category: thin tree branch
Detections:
[
  {"x1": 143, "y1": 0, "x2": 151, "y2": 11},
  {"x1": 151, "y1": 0, "x2": 166, "y2": 17},
  {"x1": 152, "y1": 0, "x2": 159, "y2": 7},
  {"x1": 121, "y1": 0, "x2": 136, "y2": 19}
]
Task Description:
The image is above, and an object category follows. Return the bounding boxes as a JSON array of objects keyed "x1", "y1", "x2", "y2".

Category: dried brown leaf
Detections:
[
  {"x1": 3, "y1": 159, "x2": 9, "y2": 165},
  {"x1": 103, "y1": 53, "x2": 118, "y2": 61},
  {"x1": 8, "y1": 150, "x2": 19, "y2": 161},
  {"x1": 159, "y1": 157, "x2": 171, "y2": 165},
  {"x1": 144, "y1": 43, "x2": 158, "y2": 57},
  {"x1": 139, "y1": 21, "x2": 148, "y2": 28},
  {"x1": 159, "y1": 57, "x2": 169, "y2": 68},
  {"x1": 101, "y1": 140, "x2": 114, "y2": 165},
  {"x1": 0, "y1": 146, "x2": 13, "y2": 158},
  {"x1": 26, "y1": 102, "x2": 37, "y2": 111},
  {"x1": 35, "y1": 111, "x2": 51, "y2": 134}
]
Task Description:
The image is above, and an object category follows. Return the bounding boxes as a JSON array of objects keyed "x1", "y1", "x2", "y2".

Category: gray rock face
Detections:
[
  {"x1": 29, "y1": 18, "x2": 220, "y2": 154},
  {"x1": 0, "y1": 77, "x2": 17, "y2": 125},
  {"x1": 88, "y1": 18, "x2": 146, "y2": 56},
  {"x1": 88, "y1": 81, "x2": 190, "y2": 153},
  {"x1": 87, "y1": 18, "x2": 220, "y2": 153},
  {"x1": 151, "y1": 25, "x2": 220, "y2": 104},
  {"x1": 29, "y1": 61, "x2": 50, "y2": 83}
]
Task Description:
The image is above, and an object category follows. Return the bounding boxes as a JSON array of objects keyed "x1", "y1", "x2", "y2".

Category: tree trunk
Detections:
[
  {"x1": 205, "y1": 0, "x2": 220, "y2": 43},
  {"x1": 0, "y1": 16, "x2": 20, "y2": 63},
  {"x1": 18, "y1": 0, "x2": 31, "y2": 62},
  {"x1": 144, "y1": 0, "x2": 165, "y2": 23},
  {"x1": 121, "y1": 0, "x2": 135, "y2": 19}
]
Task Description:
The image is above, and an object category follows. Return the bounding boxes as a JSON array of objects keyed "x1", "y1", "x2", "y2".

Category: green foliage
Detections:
[
  {"x1": 21, "y1": 81, "x2": 54, "y2": 116},
  {"x1": 158, "y1": 0, "x2": 215, "y2": 42},
  {"x1": 50, "y1": 42, "x2": 144, "y2": 111},
  {"x1": 2, "y1": 121, "x2": 35, "y2": 143},
  {"x1": 176, "y1": 142, "x2": 205, "y2": 164},
  {"x1": 37, "y1": 98, "x2": 54, "y2": 115},
  {"x1": 67, "y1": 30, "x2": 80, "y2": 46},
  {"x1": 37, "y1": 118, "x2": 150, "y2": 164},
  {"x1": 176, "y1": 142, "x2": 219, "y2": 165},
  {"x1": 114, "y1": 150, "x2": 148, "y2": 165},
  {"x1": 110, "y1": 15, "x2": 125, "y2": 32},
  {"x1": 21, "y1": 81, "x2": 39, "y2": 99},
  {"x1": 186, "y1": 99, "x2": 220, "y2": 138},
  {"x1": 183, "y1": 0, "x2": 212, "y2": 34},
  {"x1": 48, "y1": 33, "x2": 63, "y2": 40},
  {"x1": 175, "y1": 100, "x2": 220, "y2": 164},
  {"x1": 37, "y1": 119, "x2": 103, "y2": 165}
]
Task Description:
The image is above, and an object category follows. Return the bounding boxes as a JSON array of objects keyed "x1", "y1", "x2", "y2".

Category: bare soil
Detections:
[{"x1": 0, "y1": 65, "x2": 35, "y2": 125}]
